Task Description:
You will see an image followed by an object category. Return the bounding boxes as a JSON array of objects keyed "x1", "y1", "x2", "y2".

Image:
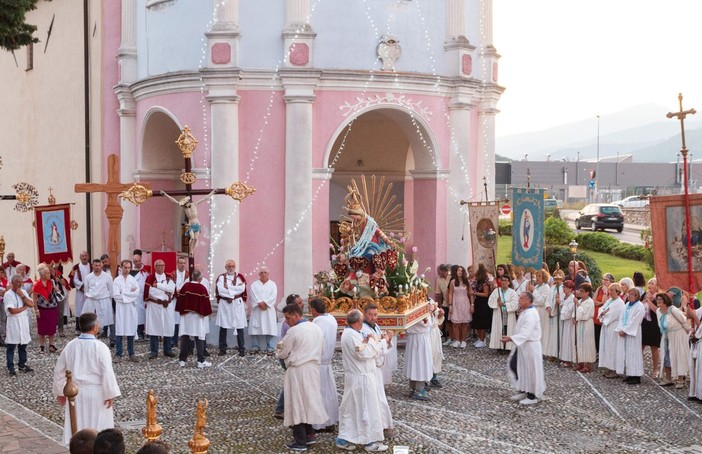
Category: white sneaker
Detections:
[
  {"x1": 475, "y1": 340, "x2": 486, "y2": 348},
  {"x1": 364, "y1": 442, "x2": 389, "y2": 452},
  {"x1": 509, "y1": 392, "x2": 527, "y2": 401},
  {"x1": 519, "y1": 398, "x2": 538, "y2": 405},
  {"x1": 197, "y1": 361, "x2": 212, "y2": 368},
  {"x1": 451, "y1": 341, "x2": 461, "y2": 348},
  {"x1": 443, "y1": 339, "x2": 453, "y2": 346},
  {"x1": 178, "y1": 361, "x2": 186, "y2": 367},
  {"x1": 460, "y1": 341, "x2": 467, "y2": 348}
]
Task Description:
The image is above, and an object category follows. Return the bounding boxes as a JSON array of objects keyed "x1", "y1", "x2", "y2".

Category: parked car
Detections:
[
  {"x1": 575, "y1": 204, "x2": 624, "y2": 232},
  {"x1": 544, "y1": 198, "x2": 560, "y2": 219},
  {"x1": 614, "y1": 195, "x2": 649, "y2": 208}
]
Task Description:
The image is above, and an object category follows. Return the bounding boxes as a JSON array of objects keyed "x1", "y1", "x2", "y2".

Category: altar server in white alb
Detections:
[
  {"x1": 502, "y1": 291, "x2": 545, "y2": 405},
  {"x1": 573, "y1": 283, "x2": 597, "y2": 373},
  {"x1": 216, "y1": 260, "x2": 247, "y2": 357},
  {"x1": 112, "y1": 260, "x2": 140, "y2": 362},
  {"x1": 248, "y1": 266, "x2": 278, "y2": 353},
  {"x1": 360, "y1": 303, "x2": 396, "y2": 439},
  {"x1": 82, "y1": 259, "x2": 114, "y2": 342},
  {"x1": 404, "y1": 311, "x2": 434, "y2": 401},
  {"x1": 276, "y1": 303, "x2": 328, "y2": 452},
  {"x1": 598, "y1": 283, "x2": 625, "y2": 378},
  {"x1": 53, "y1": 313, "x2": 121, "y2": 444},
  {"x1": 309, "y1": 298, "x2": 339, "y2": 432},
  {"x1": 144, "y1": 260, "x2": 177, "y2": 359},
  {"x1": 544, "y1": 270, "x2": 565, "y2": 359},
  {"x1": 173, "y1": 256, "x2": 190, "y2": 348},
  {"x1": 488, "y1": 275, "x2": 519, "y2": 351},
  {"x1": 69, "y1": 251, "x2": 91, "y2": 332},
  {"x1": 130, "y1": 250, "x2": 151, "y2": 339},
  {"x1": 335, "y1": 309, "x2": 389, "y2": 453},
  {"x1": 559, "y1": 280, "x2": 576, "y2": 366},
  {"x1": 615, "y1": 287, "x2": 646, "y2": 384}
]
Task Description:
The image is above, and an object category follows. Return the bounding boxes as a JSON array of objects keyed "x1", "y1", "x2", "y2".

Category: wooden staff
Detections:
[{"x1": 63, "y1": 370, "x2": 79, "y2": 436}]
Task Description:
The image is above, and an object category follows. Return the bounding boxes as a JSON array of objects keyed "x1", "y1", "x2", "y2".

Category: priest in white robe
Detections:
[
  {"x1": 215, "y1": 260, "x2": 247, "y2": 357},
  {"x1": 82, "y1": 259, "x2": 114, "y2": 342},
  {"x1": 173, "y1": 256, "x2": 190, "y2": 349},
  {"x1": 360, "y1": 303, "x2": 396, "y2": 439},
  {"x1": 310, "y1": 298, "x2": 339, "y2": 431},
  {"x1": 69, "y1": 251, "x2": 91, "y2": 332},
  {"x1": 113, "y1": 260, "x2": 140, "y2": 362},
  {"x1": 336, "y1": 309, "x2": 389, "y2": 453},
  {"x1": 488, "y1": 275, "x2": 519, "y2": 351},
  {"x1": 52, "y1": 313, "x2": 121, "y2": 444},
  {"x1": 615, "y1": 288, "x2": 646, "y2": 384},
  {"x1": 598, "y1": 283, "x2": 625, "y2": 378},
  {"x1": 405, "y1": 312, "x2": 433, "y2": 401},
  {"x1": 544, "y1": 272, "x2": 565, "y2": 359},
  {"x1": 143, "y1": 260, "x2": 177, "y2": 359},
  {"x1": 502, "y1": 291, "x2": 545, "y2": 405},
  {"x1": 574, "y1": 283, "x2": 597, "y2": 372},
  {"x1": 276, "y1": 303, "x2": 328, "y2": 451},
  {"x1": 559, "y1": 280, "x2": 576, "y2": 365},
  {"x1": 531, "y1": 270, "x2": 551, "y2": 354},
  {"x1": 248, "y1": 266, "x2": 278, "y2": 353},
  {"x1": 129, "y1": 250, "x2": 150, "y2": 339}
]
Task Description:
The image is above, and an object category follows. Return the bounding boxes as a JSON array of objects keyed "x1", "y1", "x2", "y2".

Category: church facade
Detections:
[{"x1": 2, "y1": 0, "x2": 502, "y2": 294}]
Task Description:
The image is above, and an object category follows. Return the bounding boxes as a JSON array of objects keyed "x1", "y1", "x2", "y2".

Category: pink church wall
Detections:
[
  {"x1": 312, "y1": 178, "x2": 331, "y2": 273},
  {"x1": 237, "y1": 90, "x2": 286, "y2": 283},
  {"x1": 412, "y1": 179, "x2": 443, "y2": 277}
]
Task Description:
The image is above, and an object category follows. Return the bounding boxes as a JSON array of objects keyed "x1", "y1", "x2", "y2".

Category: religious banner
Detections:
[
  {"x1": 511, "y1": 188, "x2": 545, "y2": 271},
  {"x1": 650, "y1": 194, "x2": 702, "y2": 293},
  {"x1": 467, "y1": 202, "x2": 500, "y2": 273},
  {"x1": 34, "y1": 203, "x2": 72, "y2": 265}
]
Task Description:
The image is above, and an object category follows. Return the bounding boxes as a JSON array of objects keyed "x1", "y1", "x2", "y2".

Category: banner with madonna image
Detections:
[
  {"x1": 34, "y1": 203, "x2": 73, "y2": 265},
  {"x1": 649, "y1": 193, "x2": 702, "y2": 293},
  {"x1": 468, "y1": 202, "x2": 500, "y2": 274},
  {"x1": 511, "y1": 188, "x2": 545, "y2": 271}
]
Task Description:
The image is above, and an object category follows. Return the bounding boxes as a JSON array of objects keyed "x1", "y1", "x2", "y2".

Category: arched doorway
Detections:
[
  {"x1": 325, "y1": 107, "x2": 445, "y2": 277},
  {"x1": 138, "y1": 109, "x2": 188, "y2": 254}
]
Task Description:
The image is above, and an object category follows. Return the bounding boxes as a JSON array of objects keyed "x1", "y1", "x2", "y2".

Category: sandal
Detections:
[{"x1": 48, "y1": 345, "x2": 58, "y2": 353}]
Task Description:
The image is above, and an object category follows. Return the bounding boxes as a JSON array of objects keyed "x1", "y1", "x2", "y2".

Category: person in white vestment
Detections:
[
  {"x1": 276, "y1": 303, "x2": 328, "y2": 452},
  {"x1": 488, "y1": 275, "x2": 519, "y2": 351},
  {"x1": 428, "y1": 300, "x2": 445, "y2": 388},
  {"x1": 598, "y1": 283, "x2": 625, "y2": 378},
  {"x1": 215, "y1": 260, "x2": 247, "y2": 357},
  {"x1": 0, "y1": 267, "x2": 7, "y2": 346},
  {"x1": 529, "y1": 270, "x2": 551, "y2": 354},
  {"x1": 404, "y1": 311, "x2": 434, "y2": 401},
  {"x1": 274, "y1": 294, "x2": 304, "y2": 419},
  {"x1": 502, "y1": 291, "x2": 545, "y2": 405},
  {"x1": 360, "y1": 303, "x2": 396, "y2": 439},
  {"x1": 544, "y1": 270, "x2": 565, "y2": 360},
  {"x1": 687, "y1": 306, "x2": 702, "y2": 402},
  {"x1": 614, "y1": 288, "x2": 646, "y2": 384},
  {"x1": 143, "y1": 260, "x2": 177, "y2": 359},
  {"x1": 4, "y1": 274, "x2": 35, "y2": 375},
  {"x1": 309, "y1": 298, "x2": 339, "y2": 432},
  {"x1": 172, "y1": 256, "x2": 189, "y2": 350},
  {"x1": 82, "y1": 259, "x2": 115, "y2": 344},
  {"x1": 248, "y1": 266, "x2": 278, "y2": 353},
  {"x1": 129, "y1": 250, "x2": 150, "y2": 339},
  {"x1": 573, "y1": 283, "x2": 597, "y2": 372},
  {"x1": 559, "y1": 280, "x2": 576, "y2": 366},
  {"x1": 656, "y1": 292, "x2": 690, "y2": 388},
  {"x1": 53, "y1": 313, "x2": 121, "y2": 445},
  {"x1": 176, "y1": 269, "x2": 212, "y2": 368},
  {"x1": 113, "y1": 260, "x2": 140, "y2": 362},
  {"x1": 335, "y1": 309, "x2": 389, "y2": 453}
]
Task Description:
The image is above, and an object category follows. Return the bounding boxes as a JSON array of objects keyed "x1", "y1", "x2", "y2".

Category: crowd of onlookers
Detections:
[{"x1": 434, "y1": 260, "x2": 702, "y2": 399}]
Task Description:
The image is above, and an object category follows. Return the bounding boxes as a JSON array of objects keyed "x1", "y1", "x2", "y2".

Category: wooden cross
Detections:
[{"x1": 75, "y1": 154, "x2": 151, "y2": 278}]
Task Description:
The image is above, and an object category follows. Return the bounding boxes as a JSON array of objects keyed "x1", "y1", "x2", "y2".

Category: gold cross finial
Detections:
[
  {"x1": 48, "y1": 187, "x2": 56, "y2": 205},
  {"x1": 667, "y1": 93, "x2": 697, "y2": 157}
]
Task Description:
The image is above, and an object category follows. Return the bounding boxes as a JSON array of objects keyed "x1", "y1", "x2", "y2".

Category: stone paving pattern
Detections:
[{"x1": 1, "y1": 328, "x2": 701, "y2": 453}]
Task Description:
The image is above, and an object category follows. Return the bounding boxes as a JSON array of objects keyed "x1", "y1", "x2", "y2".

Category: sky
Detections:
[{"x1": 493, "y1": 0, "x2": 702, "y2": 137}]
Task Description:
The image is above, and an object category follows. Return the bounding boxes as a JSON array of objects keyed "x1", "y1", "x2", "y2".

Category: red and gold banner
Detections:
[
  {"x1": 650, "y1": 194, "x2": 702, "y2": 293},
  {"x1": 34, "y1": 204, "x2": 73, "y2": 265},
  {"x1": 468, "y1": 202, "x2": 500, "y2": 274}
]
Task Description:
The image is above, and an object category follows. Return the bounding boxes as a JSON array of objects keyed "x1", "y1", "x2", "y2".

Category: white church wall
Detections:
[{"x1": 238, "y1": 1, "x2": 286, "y2": 68}]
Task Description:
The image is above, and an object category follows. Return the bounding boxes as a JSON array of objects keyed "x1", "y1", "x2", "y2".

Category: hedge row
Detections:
[{"x1": 576, "y1": 232, "x2": 653, "y2": 267}]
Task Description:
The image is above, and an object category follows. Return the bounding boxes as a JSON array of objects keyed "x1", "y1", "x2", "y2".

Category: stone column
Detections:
[
  {"x1": 445, "y1": 0, "x2": 475, "y2": 78},
  {"x1": 283, "y1": 0, "x2": 316, "y2": 69},
  {"x1": 285, "y1": 0, "x2": 311, "y2": 28},
  {"x1": 208, "y1": 0, "x2": 240, "y2": 68},
  {"x1": 202, "y1": 70, "x2": 241, "y2": 274},
  {"x1": 116, "y1": 0, "x2": 137, "y2": 257},
  {"x1": 447, "y1": 99, "x2": 473, "y2": 266},
  {"x1": 480, "y1": 0, "x2": 494, "y2": 46},
  {"x1": 476, "y1": 105, "x2": 498, "y2": 202},
  {"x1": 281, "y1": 70, "x2": 320, "y2": 297}
]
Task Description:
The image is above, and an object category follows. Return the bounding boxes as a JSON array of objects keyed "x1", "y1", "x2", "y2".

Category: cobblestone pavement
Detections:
[{"x1": 1, "y1": 331, "x2": 702, "y2": 453}]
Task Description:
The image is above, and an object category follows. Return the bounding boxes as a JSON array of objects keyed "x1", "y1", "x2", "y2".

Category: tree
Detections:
[{"x1": 0, "y1": 0, "x2": 48, "y2": 52}]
